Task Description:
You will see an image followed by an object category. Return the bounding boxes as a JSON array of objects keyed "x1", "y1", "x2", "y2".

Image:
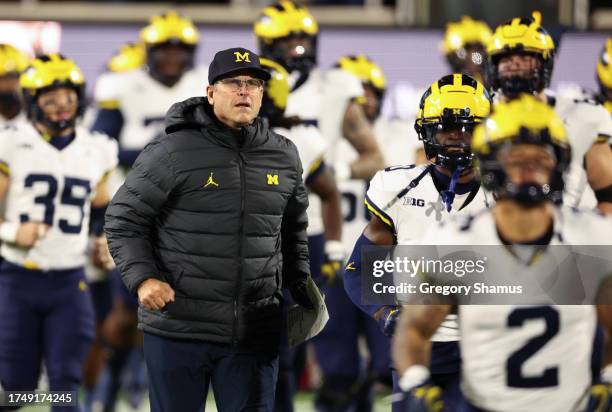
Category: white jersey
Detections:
[
  {"x1": 275, "y1": 124, "x2": 327, "y2": 235},
  {"x1": 286, "y1": 67, "x2": 364, "y2": 169},
  {"x1": 367, "y1": 164, "x2": 491, "y2": 341},
  {"x1": 0, "y1": 112, "x2": 27, "y2": 129},
  {"x1": 424, "y1": 207, "x2": 612, "y2": 412},
  {"x1": 285, "y1": 67, "x2": 363, "y2": 238},
  {"x1": 336, "y1": 118, "x2": 423, "y2": 251},
  {"x1": 551, "y1": 95, "x2": 612, "y2": 209},
  {"x1": 94, "y1": 65, "x2": 208, "y2": 152},
  {"x1": 0, "y1": 123, "x2": 118, "y2": 270}
]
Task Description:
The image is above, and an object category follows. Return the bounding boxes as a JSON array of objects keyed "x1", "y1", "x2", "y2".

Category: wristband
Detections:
[
  {"x1": 0, "y1": 221, "x2": 19, "y2": 243},
  {"x1": 399, "y1": 365, "x2": 430, "y2": 392},
  {"x1": 324, "y1": 240, "x2": 345, "y2": 260},
  {"x1": 601, "y1": 364, "x2": 612, "y2": 384}
]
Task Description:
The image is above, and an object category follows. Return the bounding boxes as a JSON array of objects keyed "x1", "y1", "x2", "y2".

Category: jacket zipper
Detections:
[{"x1": 232, "y1": 145, "x2": 247, "y2": 346}]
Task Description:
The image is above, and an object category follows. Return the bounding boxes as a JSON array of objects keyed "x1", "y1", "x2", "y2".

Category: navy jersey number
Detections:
[
  {"x1": 506, "y1": 306, "x2": 560, "y2": 388},
  {"x1": 20, "y1": 174, "x2": 91, "y2": 234}
]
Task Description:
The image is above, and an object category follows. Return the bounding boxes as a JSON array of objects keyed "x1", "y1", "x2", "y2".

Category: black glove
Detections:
[{"x1": 289, "y1": 278, "x2": 315, "y2": 310}]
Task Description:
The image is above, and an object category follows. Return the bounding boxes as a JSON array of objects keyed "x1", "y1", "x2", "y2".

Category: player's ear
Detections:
[{"x1": 206, "y1": 85, "x2": 214, "y2": 105}]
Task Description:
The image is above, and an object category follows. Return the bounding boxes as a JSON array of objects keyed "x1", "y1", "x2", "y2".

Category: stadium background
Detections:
[{"x1": 1, "y1": 0, "x2": 611, "y2": 410}]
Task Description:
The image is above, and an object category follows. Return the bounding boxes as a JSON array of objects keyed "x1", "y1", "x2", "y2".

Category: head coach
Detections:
[{"x1": 104, "y1": 47, "x2": 316, "y2": 412}]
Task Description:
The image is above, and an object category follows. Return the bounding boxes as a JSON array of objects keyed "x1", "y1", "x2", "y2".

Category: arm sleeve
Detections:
[
  {"x1": 344, "y1": 233, "x2": 382, "y2": 317},
  {"x1": 281, "y1": 143, "x2": 311, "y2": 287},
  {"x1": 91, "y1": 108, "x2": 124, "y2": 141},
  {"x1": 104, "y1": 139, "x2": 177, "y2": 293}
]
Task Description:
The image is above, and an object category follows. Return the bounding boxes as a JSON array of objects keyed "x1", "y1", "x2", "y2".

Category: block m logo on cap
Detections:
[{"x1": 234, "y1": 51, "x2": 251, "y2": 63}]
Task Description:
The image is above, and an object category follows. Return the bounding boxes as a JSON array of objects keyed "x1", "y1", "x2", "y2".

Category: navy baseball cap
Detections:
[{"x1": 208, "y1": 47, "x2": 271, "y2": 84}]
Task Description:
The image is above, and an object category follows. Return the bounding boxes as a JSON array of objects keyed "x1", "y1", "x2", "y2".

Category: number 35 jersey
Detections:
[{"x1": 0, "y1": 123, "x2": 118, "y2": 270}]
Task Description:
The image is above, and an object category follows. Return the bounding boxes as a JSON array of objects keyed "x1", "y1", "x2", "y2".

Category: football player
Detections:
[
  {"x1": 394, "y1": 95, "x2": 612, "y2": 412},
  {"x1": 259, "y1": 56, "x2": 344, "y2": 412},
  {"x1": 596, "y1": 37, "x2": 612, "y2": 115},
  {"x1": 0, "y1": 44, "x2": 28, "y2": 127},
  {"x1": 0, "y1": 54, "x2": 117, "y2": 406},
  {"x1": 343, "y1": 74, "x2": 492, "y2": 411},
  {"x1": 336, "y1": 54, "x2": 425, "y2": 169},
  {"x1": 442, "y1": 16, "x2": 492, "y2": 87},
  {"x1": 254, "y1": 0, "x2": 384, "y2": 183},
  {"x1": 91, "y1": 10, "x2": 207, "y2": 176},
  {"x1": 107, "y1": 42, "x2": 146, "y2": 74},
  {"x1": 488, "y1": 12, "x2": 612, "y2": 213}
]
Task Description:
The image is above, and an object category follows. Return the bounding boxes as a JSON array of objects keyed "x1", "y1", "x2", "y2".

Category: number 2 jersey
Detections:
[
  {"x1": 0, "y1": 123, "x2": 118, "y2": 270},
  {"x1": 423, "y1": 207, "x2": 612, "y2": 412}
]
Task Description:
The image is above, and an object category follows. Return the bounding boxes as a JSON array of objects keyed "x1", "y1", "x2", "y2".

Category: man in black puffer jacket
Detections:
[{"x1": 105, "y1": 47, "x2": 315, "y2": 412}]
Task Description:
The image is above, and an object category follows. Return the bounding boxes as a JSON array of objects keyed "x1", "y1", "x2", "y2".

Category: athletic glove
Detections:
[
  {"x1": 377, "y1": 306, "x2": 400, "y2": 337},
  {"x1": 320, "y1": 240, "x2": 345, "y2": 285}
]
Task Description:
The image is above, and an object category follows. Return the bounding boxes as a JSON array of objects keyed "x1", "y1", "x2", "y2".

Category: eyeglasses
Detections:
[
  {"x1": 216, "y1": 78, "x2": 264, "y2": 92},
  {"x1": 38, "y1": 92, "x2": 78, "y2": 109}
]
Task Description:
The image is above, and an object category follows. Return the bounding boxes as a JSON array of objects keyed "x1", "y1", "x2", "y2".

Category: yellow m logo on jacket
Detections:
[{"x1": 267, "y1": 174, "x2": 279, "y2": 185}]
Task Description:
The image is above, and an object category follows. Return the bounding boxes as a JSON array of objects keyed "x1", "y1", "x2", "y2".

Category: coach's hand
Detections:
[
  {"x1": 16, "y1": 222, "x2": 49, "y2": 248},
  {"x1": 289, "y1": 278, "x2": 316, "y2": 310},
  {"x1": 137, "y1": 278, "x2": 175, "y2": 311}
]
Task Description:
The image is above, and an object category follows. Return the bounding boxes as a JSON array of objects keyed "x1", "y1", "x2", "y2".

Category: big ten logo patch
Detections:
[{"x1": 403, "y1": 196, "x2": 425, "y2": 207}]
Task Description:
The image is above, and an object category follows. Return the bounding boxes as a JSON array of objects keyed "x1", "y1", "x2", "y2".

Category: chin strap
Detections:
[{"x1": 440, "y1": 166, "x2": 464, "y2": 212}]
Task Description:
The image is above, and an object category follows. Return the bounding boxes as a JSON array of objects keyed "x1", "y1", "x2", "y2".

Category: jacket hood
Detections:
[{"x1": 164, "y1": 97, "x2": 270, "y2": 148}]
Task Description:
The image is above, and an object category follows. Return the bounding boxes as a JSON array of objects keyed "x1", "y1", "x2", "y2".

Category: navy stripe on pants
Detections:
[{"x1": 144, "y1": 332, "x2": 279, "y2": 412}]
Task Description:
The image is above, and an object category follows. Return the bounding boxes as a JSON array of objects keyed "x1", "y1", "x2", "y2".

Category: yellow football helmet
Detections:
[
  {"x1": 336, "y1": 55, "x2": 386, "y2": 92},
  {"x1": 488, "y1": 11, "x2": 555, "y2": 95},
  {"x1": 336, "y1": 55, "x2": 386, "y2": 121},
  {"x1": 20, "y1": 54, "x2": 86, "y2": 131},
  {"x1": 0, "y1": 44, "x2": 29, "y2": 77},
  {"x1": 596, "y1": 38, "x2": 612, "y2": 114},
  {"x1": 107, "y1": 42, "x2": 145, "y2": 73},
  {"x1": 415, "y1": 73, "x2": 491, "y2": 171},
  {"x1": 258, "y1": 57, "x2": 301, "y2": 129},
  {"x1": 473, "y1": 94, "x2": 570, "y2": 204},
  {"x1": 442, "y1": 16, "x2": 492, "y2": 82},
  {"x1": 254, "y1": 0, "x2": 319, "y2": 72},
  {"x1": 140, "y1": 11, "x2": 199, "y2": 86},
  {"x1": 140, "y1": 11, "x2": 199, "y2": 47}
]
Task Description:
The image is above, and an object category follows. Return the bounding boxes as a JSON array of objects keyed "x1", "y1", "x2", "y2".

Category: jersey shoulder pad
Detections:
[
  {"x1": 94, "y1": 70, "x2": 140, "y2": 107},
  {"x1": 558, "y1": 206, "x2": 612, "y2": 245},
  {"x1": 81, "y1": 128, "x2": 119, "y2": 172},
  {"x1": 365, "y1": 165, "x2": 422, "y2": 226},
  {"x1": 183, "y1": 64, "x2": 210, "y2": 86},
  {"x1": 324, "y1": 68, "x2": 364, "y2": 100}
]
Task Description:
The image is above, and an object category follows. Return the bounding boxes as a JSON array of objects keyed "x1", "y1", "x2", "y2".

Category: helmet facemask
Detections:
[
  {"x1": 146, "y1": 42, "x2": 196, "y2": 87},
  {"x1": 446, "y1": 42, "x2": 489, "y2": 85},
  {"x1": 479, "y1": 130, "x2": 569, "y2": 206},
  {"x1": 28, "y1": 84, "x2": 84, "y2": 134},
  {"x1": 260, "y1": 33, "x2": 317, "y2": 75},
  {"x1": 416, "y1": 107, "x2": 479, "y2": 173},
  {"x1": 0, "y1": 73, "x2": 22, "y2": 118},
  {"x1": 490, "y1": 50, "x2": 553, "y2": 97}
]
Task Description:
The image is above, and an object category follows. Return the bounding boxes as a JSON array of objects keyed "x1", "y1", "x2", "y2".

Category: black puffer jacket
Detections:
[{"x1": 105, "y1": 97, "x2": 310, "y2": 351}]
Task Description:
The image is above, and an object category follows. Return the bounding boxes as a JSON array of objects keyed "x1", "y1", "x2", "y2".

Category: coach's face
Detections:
[{"x1": 207, "y1": 72, "x2": 264, "y2": 129}]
